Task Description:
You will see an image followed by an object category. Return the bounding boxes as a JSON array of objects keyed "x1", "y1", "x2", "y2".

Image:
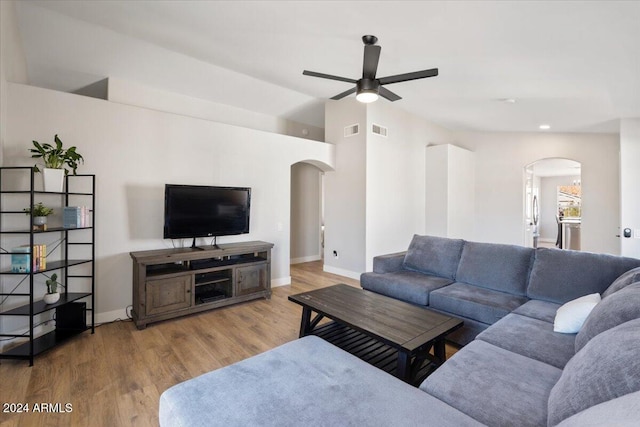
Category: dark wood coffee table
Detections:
[{"x1": 288, "y1": 284, "x2": 463, "y2": 385}]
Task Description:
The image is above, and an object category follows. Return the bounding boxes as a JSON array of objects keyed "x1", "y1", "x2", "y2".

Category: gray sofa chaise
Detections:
[{"x1": 160, "y1": 235, "x2": 640, "y2": 426}]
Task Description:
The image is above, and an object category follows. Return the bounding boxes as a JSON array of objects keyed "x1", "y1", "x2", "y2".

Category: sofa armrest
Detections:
[{"x1": 373, "y1": 251, "x2": 407, "y2": 273}]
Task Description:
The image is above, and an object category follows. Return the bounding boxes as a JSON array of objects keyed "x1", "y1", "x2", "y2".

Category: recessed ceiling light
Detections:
[
  {"x1": 501, "y1": 98, "x2": 517, "y2": 104},
  {"x1": 539, "y1": 124, "x2": 551, "y2": 130}
]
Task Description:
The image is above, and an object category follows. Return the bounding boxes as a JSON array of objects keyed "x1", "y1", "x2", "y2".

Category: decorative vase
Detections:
[
  {"x1": 43, "y1": 168, "x2": 64, "y2": 192},
  {"x1": 33, "y1": 216, "x2": 47, "y2": 226},
  {"x1": 43, "y1": 292, "x2": 60, "y2": 304}
]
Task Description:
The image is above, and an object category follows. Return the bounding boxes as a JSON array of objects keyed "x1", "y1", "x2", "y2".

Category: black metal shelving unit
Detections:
[{"x1": 0, "y1": 167, "x2": 95, "y2": 366}]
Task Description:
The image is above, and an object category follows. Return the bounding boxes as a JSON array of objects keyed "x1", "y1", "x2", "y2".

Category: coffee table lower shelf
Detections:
[{"x1": 310, "y1": 321, "x2": 440, "y2": 387}]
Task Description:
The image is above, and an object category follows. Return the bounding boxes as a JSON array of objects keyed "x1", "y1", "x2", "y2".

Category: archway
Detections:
[
  {"x1": 524, "y1": 158, "x2": 582, "y2": 249},
  {"x1": 290, "y1": 161, "x2": 328, "y2": 265}
]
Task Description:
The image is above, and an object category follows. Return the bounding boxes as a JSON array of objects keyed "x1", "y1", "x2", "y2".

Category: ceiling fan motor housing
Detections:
[
  {"x1": 362, "y1": 35, "x2": 378, "y2": 45},
  {"x1": 357, "y1": 79, "x2": 379, "y2": 94}
]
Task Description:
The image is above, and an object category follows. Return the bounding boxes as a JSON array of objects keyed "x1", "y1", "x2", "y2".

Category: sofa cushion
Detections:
[
  {"x1": 602, "y1": 266, "x2": 640, "y2": 298},
  {"x1": 159, "y1": 336, "x2": 484, "y2": 427},
  {"x1": 429, "y1": 282, "x2": 528, "y2": 325},
  {"x1": 455, "y1": 241, "x2": 534, "y2": 296},
  {"x1": 360, "y1": 270, "x2": 452, "y2": 306},
  {"x1": 575, "y1": 282, "x2": 640, "y2": 352},
  {"x1": 527, "y1": 248, "x2": 640, "y2": 304},
  {"x1": 402, "y1": 234, "x2": 464, "y2": 279},
  {"x1": 553, "y1": 293, "x2": 601, "y2": 333},
  {"x1": 555, "y1": 390, "x2": 640, "y2": 427},
  {"x1": 547, "y1": 318, "x2": 640, "y2": 426},
  {"x1": 420, "y1": 340, "x2": 562, "y2": 427},
  {"x1": 477, "y1": 313, "x2": 576, "y2": 369},
  {"x1": 428, "y1": 309, "x2": 490, "y2": 347},
  {"x1": 512, "y1": 299, "x2": 561, "y2": 323}
]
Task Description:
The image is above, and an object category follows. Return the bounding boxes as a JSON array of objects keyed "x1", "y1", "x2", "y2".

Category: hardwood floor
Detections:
[{"x1": 0, "y1": 261, "x2": 455, "y2": 426}]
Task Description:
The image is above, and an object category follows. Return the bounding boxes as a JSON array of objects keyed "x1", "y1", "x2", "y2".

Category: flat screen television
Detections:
[{"x1": 164, "y1": 184, "x2": 251, "y2": 248}]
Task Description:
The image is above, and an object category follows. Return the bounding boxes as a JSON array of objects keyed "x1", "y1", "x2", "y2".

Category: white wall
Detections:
[
  {"x1": 3, "y1": 83, "x2": 334, "y2": 322},
  {"x1": 107, "y1": 78, "x2": 325, "y2": 142},
  {"x1": 365, "y1": 102, "x2": 454, "y2": 271},
  {"x1": 620, "y1": 118, "x2": 640, "y2": 258},
  {"x1": 425, "y1": 144, "x2": 475, "y2": 239},
  {"x1": 453, "y1": 131, "x2": 620, "y2": 254},
  {"x1": 324, "y1": 99, "x2": 455, "y2": 276},
  {"x1": 0, "y1": 0, "x2": 29, "y2": 163},
  {"x1": 323, "y1": 99, "x2": 367, "y2": 277},
  {"x1": 290, "y1": 162, "x2": 322, "y2": 263}
]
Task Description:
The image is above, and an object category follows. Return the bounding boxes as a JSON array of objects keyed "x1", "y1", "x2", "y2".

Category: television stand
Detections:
[{"x1": 130, "y1": 241, "x2": 273, "y2": 329}]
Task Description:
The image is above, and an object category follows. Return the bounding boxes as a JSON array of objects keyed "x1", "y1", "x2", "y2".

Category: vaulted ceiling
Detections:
[{"x1": 13, "y1": 1, "x2": 640, "y2": 133}]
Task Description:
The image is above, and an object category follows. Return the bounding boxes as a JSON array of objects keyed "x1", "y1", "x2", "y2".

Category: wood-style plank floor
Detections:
[{"x1": 0, "y1": 261, "x2": 455, "y2": 427}]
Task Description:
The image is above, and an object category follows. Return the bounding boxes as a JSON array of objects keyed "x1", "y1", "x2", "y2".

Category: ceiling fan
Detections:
[{"x1": 303, "y1": 35, "x2": 438, "y2": 103}]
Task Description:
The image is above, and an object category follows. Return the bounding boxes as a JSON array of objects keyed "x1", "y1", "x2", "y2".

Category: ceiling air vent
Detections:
[
  {"x1": 344, "y1": 123, "x2": 360, "y2": 137},
  {"x1": 372, "y1": 123, "x2": 388, "y2": 137}
]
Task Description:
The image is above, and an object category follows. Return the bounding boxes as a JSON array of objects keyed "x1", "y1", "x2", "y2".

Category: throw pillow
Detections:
[
  {"x1": 553, "y1": 293, "x2": 601, "y2": 333},
  {"x1": 602, "y1": 266, "x2": 640, "y2": 298},
  {"x1": 575, "y1": 282, "x2": 640, "y2": 352},
  {"x1": 547, "y1": 318, "x2": 640, "y2": 426}
]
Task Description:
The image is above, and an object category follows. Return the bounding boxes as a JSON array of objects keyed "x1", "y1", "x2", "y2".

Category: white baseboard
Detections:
[
  {"x1": 290, "y1": 255, "x2": 321, "y2": 264},
  {"x1": 272, "y1": 276, "x2": 291, "y2": 287},
  {"x1": 96, "y1": 308, "x2": 130, "y2": 324},
  {"x1": 322, "y1": 265, "x2": 361, "y2": 281}
]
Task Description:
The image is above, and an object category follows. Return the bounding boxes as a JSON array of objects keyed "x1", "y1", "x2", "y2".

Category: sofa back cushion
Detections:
[
  {"x1": 602, "y1": 266, "x2": 640, "y2": 298},
  {"x1": 402, "y1": 235, "x2": 464, "y2": 279},
  {"x1": 527, "y1": 248, "x2": 640, "y2": 304},
  {"x1": 547, "y1": 318, "x2": 640, "y2": 426},
  {"x1": 575, "y1": 282, "x2": 640, "y2": 352},
  {"x1": 455, "y1": 241, "x2": 534, "y2": 296},
  {"x1": 554, "y1": 390, "x2": 640, "y2": 427}
]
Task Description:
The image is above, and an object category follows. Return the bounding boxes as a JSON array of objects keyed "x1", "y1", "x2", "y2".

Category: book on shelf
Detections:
[
  {"x1": 11, "y1": 244, "x2": 47, "y2": 273},
  {"x1": 63, "y1": 206, "x2": 90, "y2": 228}
]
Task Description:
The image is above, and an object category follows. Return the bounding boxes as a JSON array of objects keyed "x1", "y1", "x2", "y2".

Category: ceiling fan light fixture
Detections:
[
  {"x1": 356, "y1": 79, "x2": 379, "y2": 103},
  {"x1": 356, "y1": 90, "x2": 379, "y2": 103}
]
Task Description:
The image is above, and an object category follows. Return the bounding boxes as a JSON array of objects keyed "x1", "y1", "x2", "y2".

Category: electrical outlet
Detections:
[{"x1": 635, "y1": 229, "x2": 640, "y2": 239}]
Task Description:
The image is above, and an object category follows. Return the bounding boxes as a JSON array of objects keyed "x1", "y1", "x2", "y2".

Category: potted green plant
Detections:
[
  {"x1": 29, "y1": 134, "x2": 84, "y2": 192},
  {"x1": 23, "y1": 202, "x2": 54, "y2": 227},
  {"x1": 44, "y1": 273, "x2": 60, "y2": 304}
]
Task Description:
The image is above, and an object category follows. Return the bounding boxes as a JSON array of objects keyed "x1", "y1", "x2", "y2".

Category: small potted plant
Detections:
[
  {"x1": 23, "y1": 202, "x2": 54, "y2": 229},
  {"x1": 29, "y1": 134, "x2": 84, "y2": 192},
  {"x1": 44, "y1": 273, "x2": 60, "y2": 304}
]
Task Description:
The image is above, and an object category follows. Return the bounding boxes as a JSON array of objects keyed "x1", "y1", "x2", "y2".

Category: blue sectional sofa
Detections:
[
  {"x1": 361, "y1": 235, "x2": 640, "y2": 345},
  {"x1": 160, "y1": 235, "x2": 640, "y2": 426}
]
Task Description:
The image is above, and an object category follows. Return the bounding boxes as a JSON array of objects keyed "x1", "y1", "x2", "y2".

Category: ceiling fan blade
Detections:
[
  {"x1": 303, "y1": 70, "x2": 357, "y2": 84},
  {"x1": 330, "y1": 87, "x2": 357, "y2": 100},
  {"x1": 379, "y1": 86, "x2": 402, "y2": 102},
  {"x1": 378, "y1": 68, "x2": 439, "y2": 85},
  {"x1": 362, "y1": 45, "x2": 381, "y2": 79}
]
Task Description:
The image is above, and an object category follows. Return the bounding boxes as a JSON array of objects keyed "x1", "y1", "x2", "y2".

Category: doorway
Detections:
[
  {"x1": 290, "y1": 162, "x2": 324, "y2": 264},
  {"x1": 524, "y1": 158, "x2": 582, "y2": 249}
]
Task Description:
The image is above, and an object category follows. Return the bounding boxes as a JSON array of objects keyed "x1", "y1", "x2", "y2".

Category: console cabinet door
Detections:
[
  {"x1": 145, "y1": 276, "x2": 192, "y2": 316},
  {"x1": 236, "y1": 264, "x2": 268, "y2": 296}
]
